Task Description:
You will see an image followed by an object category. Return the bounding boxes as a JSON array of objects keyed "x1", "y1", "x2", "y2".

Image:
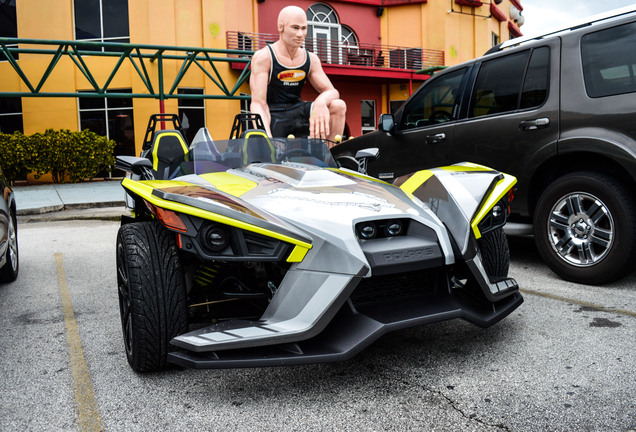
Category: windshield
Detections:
[{"x1": 172, "y1": 127, "x2": 338, "y2": 177}]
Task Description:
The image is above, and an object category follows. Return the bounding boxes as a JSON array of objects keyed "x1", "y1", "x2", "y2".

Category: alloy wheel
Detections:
[{"x1": 546, "y1": 191, "x2": 614, "y2": 267}]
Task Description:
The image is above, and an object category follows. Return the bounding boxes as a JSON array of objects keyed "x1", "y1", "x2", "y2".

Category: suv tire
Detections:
[
  {"x1": 533, "y1": 171, "x2": 636, "y2": 284},
  {"x1": 116, "y1": 221, "x2": 188, "y2": 372}
]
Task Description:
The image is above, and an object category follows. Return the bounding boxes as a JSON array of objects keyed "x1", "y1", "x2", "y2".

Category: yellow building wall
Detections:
[
  {"x1": 3, "y1": 0, "x2": 254, "y2": 153},
  {"x1": 381, "y1": 0, "x2": 518, "y2": 111},
  {"x1": 4, "y1": 0, "x2": 520, "y2": 151}
]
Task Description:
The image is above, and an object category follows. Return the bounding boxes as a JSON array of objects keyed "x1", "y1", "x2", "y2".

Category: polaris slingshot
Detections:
[{"x1": 115, "y1": 114, "x2": 522, "y2": 372}]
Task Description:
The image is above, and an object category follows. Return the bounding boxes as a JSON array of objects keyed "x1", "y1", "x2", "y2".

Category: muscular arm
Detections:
[
  {"x1": 249, "y1": 48, "x2": 273, "y2": 136},
  {"x1": 307, "y1": 52, "x2": 340, "y2": 139}
]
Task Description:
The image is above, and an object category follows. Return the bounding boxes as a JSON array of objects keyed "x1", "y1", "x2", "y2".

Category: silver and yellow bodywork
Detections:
[{"x1": 120, "y1": 156, "x2": 522, "y2": 368}]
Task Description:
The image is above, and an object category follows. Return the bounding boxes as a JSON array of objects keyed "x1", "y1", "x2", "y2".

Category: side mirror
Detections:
[
  {"x1": 378, "y1": 114, "x2": 395, "y2": 133},
  {"x1": 354, "y1": 148, "x2": 379, "y2": 175},
  {"x1": 355, "y1": 148, "x2": 379, "y2": 160},
  {"x1": 131, "y1": 158, "x2": 154, "y2": 176},
  {"x1": 116, "y1": 155, "x2": 154, "y2": 177}
]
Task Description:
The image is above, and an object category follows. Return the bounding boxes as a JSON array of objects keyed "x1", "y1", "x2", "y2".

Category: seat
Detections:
[
  {"x1": 229, "y1": 112, "x2": 266, "y2": 140},
  {"x1": 147, "y1": 129, "x2": 189, "y2": 179},
  {"x1": 241, "y1": 130, "x2": 276, "y2": 165}
]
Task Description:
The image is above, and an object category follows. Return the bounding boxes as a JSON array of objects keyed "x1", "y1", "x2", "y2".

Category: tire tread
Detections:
[{"x1": 117, "y1": 222, "x2": 187, "y2": 372}]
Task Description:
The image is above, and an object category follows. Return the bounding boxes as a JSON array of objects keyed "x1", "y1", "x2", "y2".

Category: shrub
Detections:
[
  {"x1": 0, "y1": 132, "x2": 28, "y2": 182},
  {"x1": 0, "y1": 129, "x2": 116, "y2": 184}
]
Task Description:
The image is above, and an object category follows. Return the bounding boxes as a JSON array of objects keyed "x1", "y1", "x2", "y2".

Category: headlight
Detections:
[
  {"x1": 385, "y1": 220, "x2": 403, "y2": 237},
  {"x1": 357, "y1": 222, "x2": 378, "y2": 239},
  {"x1": 202, "y1": 225, "x2": 229, "y2": 252},
  {"x1": 477, "y1": 199, "x2": 509, "y2": 235},
  {"x1": 356, "y1": 219, "x2": 409, "y2": 240}
]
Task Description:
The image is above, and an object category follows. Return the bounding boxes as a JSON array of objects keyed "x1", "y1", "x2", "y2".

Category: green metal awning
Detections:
[{"x1": 0, "y1": 38, "x2": 254, "y2": 100}]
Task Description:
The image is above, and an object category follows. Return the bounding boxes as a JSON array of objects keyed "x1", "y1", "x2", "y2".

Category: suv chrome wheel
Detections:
[
  {"x1": 547, "y1": 192, "x2": 613, "y2": 267},
  {"x1": 534, "y1": 171, "x2": 636, "y2": 285}
]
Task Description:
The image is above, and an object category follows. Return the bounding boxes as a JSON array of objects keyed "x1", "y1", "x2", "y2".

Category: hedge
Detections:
[{"x1": 0, "y1": 129, "x2": 116, "y2": 184}]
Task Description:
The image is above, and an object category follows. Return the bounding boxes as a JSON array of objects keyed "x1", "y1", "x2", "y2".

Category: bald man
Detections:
[{"x1": 249, "y1": 5, "x2": 346, "y2": 144}]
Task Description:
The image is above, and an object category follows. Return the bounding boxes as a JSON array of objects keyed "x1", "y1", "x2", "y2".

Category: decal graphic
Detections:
[{"x1": 277, "y1": 69, "x2": 306, "y2": 84}]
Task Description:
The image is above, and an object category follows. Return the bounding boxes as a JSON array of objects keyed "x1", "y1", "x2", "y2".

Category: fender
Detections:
[
  {"x1": 121, "y1": 177, "x2": 313, "y2": 262},
  {"x1": 397, "y1": 162, "x2": 516, "y2": 252},
  {"x1": 397, "y1": 162, "x2": 518, "y2": 302}
]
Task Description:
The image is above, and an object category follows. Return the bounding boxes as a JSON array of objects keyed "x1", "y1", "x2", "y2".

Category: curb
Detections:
[
  {"x1": 17, "y1": 206, "x2": 129, "y2": 223},
  {"x1": 16, "y1": 200, "x2": 126, "y2": 216}
]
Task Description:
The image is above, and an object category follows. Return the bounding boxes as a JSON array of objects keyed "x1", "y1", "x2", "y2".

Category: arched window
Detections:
[
  {"x1": 306, "y1": 3, "x2": 358, "y2": 64},
  {"x1": 307, "y1": 3, "x2": 338, "y2": 24},
  {"x1": 340, "y1": 25, "x2": 358, "y2": 47}
]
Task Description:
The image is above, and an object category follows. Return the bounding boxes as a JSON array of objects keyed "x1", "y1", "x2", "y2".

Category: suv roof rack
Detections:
[{"x1": 496, "y1": 5, "x2": 636, "y2": 51}]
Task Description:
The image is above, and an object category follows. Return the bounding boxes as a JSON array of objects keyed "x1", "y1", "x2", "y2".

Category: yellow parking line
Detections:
[
  {"x1": 55, "y1": 253, "x2": 103, "y2": 432},
  {"x1": 520, "y1": 288, "x2": 636, "y2": 318}
]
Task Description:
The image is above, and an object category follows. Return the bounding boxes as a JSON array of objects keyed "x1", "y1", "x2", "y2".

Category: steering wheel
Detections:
[
  {"x1": 429, "y1": 110, "x2": 452, "y2": 124},
  {"x1": 278, "y1": 148, "x2": 314, "y2": 162}
]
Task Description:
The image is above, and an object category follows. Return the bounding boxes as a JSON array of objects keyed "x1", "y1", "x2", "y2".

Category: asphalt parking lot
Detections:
[{"x1": 0, "y1": 219, "x2": 634, "y2": 431}]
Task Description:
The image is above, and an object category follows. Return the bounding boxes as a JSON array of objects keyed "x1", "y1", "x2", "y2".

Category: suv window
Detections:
[
  {"x1": 581, "y1": 21, "x2": 636, "y2": 98},
  {"x1": 398, "y1": 68, "x2": 466, "y2": 130},
  {"x1": 469, "y1": 48, "x2": 549, "y2": 117},
  {"x1": 520, "y1": 47, "x2": 550, "y2": 109}
]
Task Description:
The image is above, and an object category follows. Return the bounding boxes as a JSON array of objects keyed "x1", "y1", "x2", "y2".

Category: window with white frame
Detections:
[
  {"x1": 78, "y1": 90, "x2": 135, "y2": 175},
  {"x1": 361, "y1": 100, "x2": 376, "y2": 134},
  {"x1": 306, "y1": 3, "x2": 359, "y2": 65},
  {"x1": 0, "y1": 97, "x2": 23, "y2": 134},
  {"x1": 74, "y1": 0, "x2": 129, "y2": 50},
  {"x1": 178, "y1": 88, "x2": 205, "y2": 144}
]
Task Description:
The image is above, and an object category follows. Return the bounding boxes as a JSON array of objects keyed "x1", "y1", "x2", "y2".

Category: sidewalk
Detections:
[{"x1": 13, "y1": 180, "x2": 128, "y2": 222}]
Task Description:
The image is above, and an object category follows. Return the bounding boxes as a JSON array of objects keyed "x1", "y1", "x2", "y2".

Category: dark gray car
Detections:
[
  {"x1": 332, "y1": 7, "x2": 636, "y2": 285},
  {"x1": 0, "y1": 167, "x2": 18, "y2": 283}
]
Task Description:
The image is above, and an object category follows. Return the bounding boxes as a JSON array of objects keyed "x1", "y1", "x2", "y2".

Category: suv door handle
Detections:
[
  {"x1": 425, "y1": 133, "x2": 446, "y2": 144},
  {"x1": 519, "y1": 118, "x2": 550, "y2": 131}
]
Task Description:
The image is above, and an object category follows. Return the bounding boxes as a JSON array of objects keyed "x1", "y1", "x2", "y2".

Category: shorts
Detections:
[{"x1": 269, "y1": 101, "x2": 313, "y2": 138}]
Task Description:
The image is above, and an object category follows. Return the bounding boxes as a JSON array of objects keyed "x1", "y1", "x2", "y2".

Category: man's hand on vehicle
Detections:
[{"x1": 309, "y1": 102, "x2": 330, "y2": 139}]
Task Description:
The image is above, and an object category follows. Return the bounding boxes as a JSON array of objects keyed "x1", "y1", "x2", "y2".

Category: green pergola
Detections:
[{"x1": 0, "y1": 37, "x2": 254, "y2": 105}]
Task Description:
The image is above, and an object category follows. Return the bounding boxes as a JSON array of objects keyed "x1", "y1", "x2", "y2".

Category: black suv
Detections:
[{"x1": 332, "y1": 7, "x2": 636, "y2": 285}]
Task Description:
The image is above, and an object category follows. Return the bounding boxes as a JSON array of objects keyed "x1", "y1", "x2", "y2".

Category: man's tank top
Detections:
[{"x1": 266, "y1": 44, "x2": 311, "y2": 108}]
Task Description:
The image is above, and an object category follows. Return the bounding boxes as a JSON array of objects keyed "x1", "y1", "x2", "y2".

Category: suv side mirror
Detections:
[{"x1": 379, "y1": 114, "x2": 395, "y2": 133}]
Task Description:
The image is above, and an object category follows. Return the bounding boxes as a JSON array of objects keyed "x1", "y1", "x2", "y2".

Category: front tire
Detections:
[
  {"x1": 116, "y1": 221, "x2": 188, "y2": 372},
  {"x1": 533, "y1": 171, "x2": 636, "y2": 285},
  {"x1": 478, "y1": 227, "x2": 510, "y2": 279}
]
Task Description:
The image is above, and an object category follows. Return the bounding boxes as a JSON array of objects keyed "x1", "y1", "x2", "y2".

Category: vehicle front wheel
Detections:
[
  {"x1": 533, "y1": 171, "x2": 636, "y2": 285},
  {"x1": 478, "y1": 227, "x2": 510, "y2": 279},
  {"x1": 116, "y1": 221, "x2": 188, "y2": 372},
  {"x1": 0, "y1": 210, "x2": 19, "y2": 283}
]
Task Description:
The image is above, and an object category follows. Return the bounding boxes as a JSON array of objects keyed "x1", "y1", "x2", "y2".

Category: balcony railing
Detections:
[{"x1": 226, "y1": 31, "x2": 444, "y2": 71}]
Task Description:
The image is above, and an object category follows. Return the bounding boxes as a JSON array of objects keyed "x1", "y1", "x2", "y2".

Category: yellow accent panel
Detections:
[
  {"x1": 125, "y1": 179, "x2": 191, "y2": 194},
  {"x1": 399, "y1": 170, "x2": 434, "y2": 194},
  {"x1": 471, "y1": 174, "x2": 518, "y2": 239},
  {"x1": 122, "y1": 178, "x2": 312, "y2": 250},
  {"x1": 151, "y1": 132, "x2": 189, "y2": 170},
  {"x1": 286, "y1": 245, "x2": 310, "y2": 263},
  {"x1": 328, "y1": 168, "x2": 391, "y2": 185},
  {"x1": 198, "y1": 172, "x2": 258, "y2": 197},
  {"x1": 440, "y1": 162, "x2": 493, "y2": 172}
]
